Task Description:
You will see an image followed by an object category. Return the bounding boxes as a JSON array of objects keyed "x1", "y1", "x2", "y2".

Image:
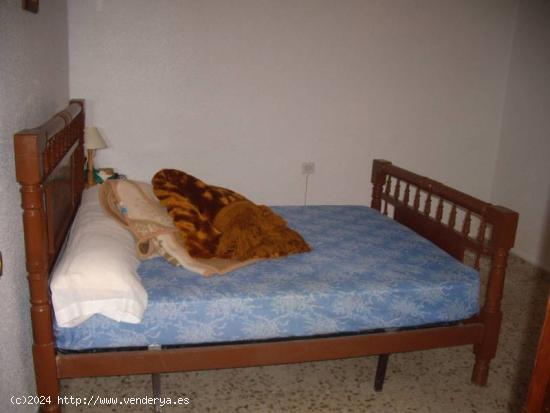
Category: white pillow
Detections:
[{"x1": 51, "y1": 185, "x2": 147, "y2": 328}]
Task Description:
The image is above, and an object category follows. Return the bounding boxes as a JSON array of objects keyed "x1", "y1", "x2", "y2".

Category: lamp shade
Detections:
[{"x1": 84, "y1": 127, "x2": 107, "y2": 150}]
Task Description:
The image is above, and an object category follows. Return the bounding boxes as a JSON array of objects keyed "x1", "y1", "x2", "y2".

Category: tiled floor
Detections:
[{"x1": 61, "y1": 255, "x2": 549, "y2": 412}]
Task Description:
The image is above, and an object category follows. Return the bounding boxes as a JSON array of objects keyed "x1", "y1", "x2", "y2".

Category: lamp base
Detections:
[{"x1": 87, "y1": 149, "x2": 95, "y2": 186}]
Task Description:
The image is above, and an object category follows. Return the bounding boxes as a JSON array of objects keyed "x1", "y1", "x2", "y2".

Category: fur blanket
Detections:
[{"x1": 152, "y1": 169, "x2": 311, "y2": 261}]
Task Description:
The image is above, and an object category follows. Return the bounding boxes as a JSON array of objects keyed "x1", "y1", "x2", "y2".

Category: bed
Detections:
[{"x1": 14, "y1": 100, "x2": 518, "y2": 413}]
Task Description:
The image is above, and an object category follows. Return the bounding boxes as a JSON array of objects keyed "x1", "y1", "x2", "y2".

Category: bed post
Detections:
[
  {"x1": 370, "y1": 160, "x2": 393, "y2": 390},
  {"x1": 14, "y1": 130, "x2": 60, "y2": 412},
  {"x1": 471, "y1": 206, "x2": 518, "y2": 386},
  {"x1": 13, "y1": 99, "x2": 86, "y2": 412},
  {"x1": 370, "y1": 159, "x2": 391, "y2": 211}
]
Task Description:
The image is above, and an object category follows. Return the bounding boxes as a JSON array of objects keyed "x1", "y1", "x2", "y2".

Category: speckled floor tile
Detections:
[{"x1": 61, "y1": 254, "x2": 549, "y2": 412}]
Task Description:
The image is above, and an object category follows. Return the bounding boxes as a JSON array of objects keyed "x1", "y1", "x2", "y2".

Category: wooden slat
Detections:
[
  {"x1": 413, "y1": 187, "x2": 420, "y2": 211},
  {"x1": 380, "y1": 163, "x2": 492, "y2": 216},
  {"x1": 403, "y1": 182, "x2": 411, "y2": 206},
  {"x1": 435, "y1": 197, "x2": 444, "y2": 223},
  {"x1": 381, "y1": 193, "x2": 493, "y2": 257},
  {"x1": 475, "y1": 219, "x2": 487, "y2": 270},
  {"x1": 383, "y1": 175, "x2": 391, "y2": 215},
  {"x1": 463, "y1": 210, "x2": 472, "y2": 237},
  {"x1": 385, "y1": 175, "x2": 392, "y2": 196},
  {"x1": 424, "y1": 191, "x2": 432, "y2": 216},
  {"x1": 393, "y1": 179, "x2": 401, "y2": 200},
  {"x1": 449, "y1": 204, "x2": 457, "y2": 230}
]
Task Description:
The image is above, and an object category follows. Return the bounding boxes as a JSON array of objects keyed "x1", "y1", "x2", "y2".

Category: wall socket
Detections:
[{"x1": 302, "y1": 162, "x2": 315, "y2": 175}]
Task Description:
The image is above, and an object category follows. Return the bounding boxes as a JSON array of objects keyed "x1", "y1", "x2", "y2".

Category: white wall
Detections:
[
  {"x1": 491, "y1": 0, "x2": 550, "y2": 272},
  {"x1": 69, "y1": 0, "x2": 517, "y2": 206},
  {"x1": 0, "y1": 1, "x2": 69, "y2": 409}
]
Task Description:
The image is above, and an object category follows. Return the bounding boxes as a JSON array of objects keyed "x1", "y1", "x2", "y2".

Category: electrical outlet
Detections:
[{"x1": 302, "y1": 162, "x2": 315, "y2": 175}]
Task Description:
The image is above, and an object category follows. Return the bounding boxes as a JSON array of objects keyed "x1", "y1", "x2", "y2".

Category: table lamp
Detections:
[{"x1": 84, "y1": 127, "x2": 107, "y2": 186}]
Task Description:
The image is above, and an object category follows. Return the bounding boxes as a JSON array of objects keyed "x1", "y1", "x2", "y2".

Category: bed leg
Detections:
[
  {"x1": 152, "y1": 373, "x2": 163, "y2": 413},
  {"x1": 472, "y1": 358, "x2": 491, "y2": 386},
  {"x1": 16, "y1": 168, "x2": 64, "y2": 412},
  {"x1": 148, "y1": 344, "x2": 163, "y2": 413},
  {"x1": 472, "y1": 247, "x2": 510, "y2": 386},
  {"x1": 471, "y1": 308, "x2": 502, "y2": 386},
  {"x1": 34, "y1": 341, "x2": 61, "y2": 413},
  {"x1": 374, "y1": 354, "x2": 389, "y2": 392}
]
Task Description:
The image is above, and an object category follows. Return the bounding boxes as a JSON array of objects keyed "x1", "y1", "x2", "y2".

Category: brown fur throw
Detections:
[{"x1": 152, "y1": 169, "x2": 310, "y2": 261}]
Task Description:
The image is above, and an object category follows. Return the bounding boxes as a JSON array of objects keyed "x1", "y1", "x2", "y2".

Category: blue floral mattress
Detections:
[{"x1": 54, "y1": 206, "x2": 479, "y2": 351}]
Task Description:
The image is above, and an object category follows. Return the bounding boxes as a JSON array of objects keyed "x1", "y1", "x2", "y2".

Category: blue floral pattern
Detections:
[{"x1": 55, "y1": 206, "x2": 479, "y2": 350}]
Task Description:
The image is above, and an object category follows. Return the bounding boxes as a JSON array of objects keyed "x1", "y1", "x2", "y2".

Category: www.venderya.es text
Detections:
[{"x1": 11, "y1": 395, "x2": 191, "y2": 407}]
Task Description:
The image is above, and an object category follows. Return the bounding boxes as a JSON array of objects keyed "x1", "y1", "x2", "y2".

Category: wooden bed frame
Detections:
[{"x1": 14, "y1": 100, "x2": 519, "y2": 412}]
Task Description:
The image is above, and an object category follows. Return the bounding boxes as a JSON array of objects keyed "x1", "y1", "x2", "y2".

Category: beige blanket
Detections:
[{"x1": 99, "y1": 180, "x2": 257, "y2": 276}]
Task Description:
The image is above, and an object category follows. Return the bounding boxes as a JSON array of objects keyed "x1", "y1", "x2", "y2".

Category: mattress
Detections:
[{"x1": 54, "y1": 205, "x2": 480, "y2": 351}]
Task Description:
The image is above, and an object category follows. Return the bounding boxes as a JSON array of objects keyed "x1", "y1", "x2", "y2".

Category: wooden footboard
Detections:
[
  {"x1": 371, "y1": 159, "x2": 519, "y2": 384},
  {"x1": 13, "y1": 101, "x2": 519, "y2": 412}
]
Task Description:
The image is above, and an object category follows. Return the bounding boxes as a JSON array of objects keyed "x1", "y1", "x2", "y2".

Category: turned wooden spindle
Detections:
[
  {"x1": 385, "y1": 175, "x2": 392, "y2": 196},
  {"x1": 424, "y1": 191, "x2": 432, "y2": 217},
  {"x1": 393, "y1": 179, "x2": 401, "y2": 200},
  {"x1": 474, "y1": 219, "x2": 487, "y2": 270},
  {"x1": 463, "y1": 210, "x2": 472, "y2": 237},
  {"x1": 449, "y1": 204, "x2": 457, "y2": 230},
  {"x1": 383, "y1": 176, "x2": 391, "y2": 215},
  {"x1": 403, "y1": 183, "x2": 410, "y2": 206},
  {"x1": 435, "y1": 197, "x2": 444, "y2": 223},
  {"x1": 413, "y1": 187, "x2": 421, "y2": 211},
  {"x1": 474, "y1": 254, "x2": 481, "y2": 271},
  {"x1": 477, "y1": 219, "x2": 487, "y2": 244}
]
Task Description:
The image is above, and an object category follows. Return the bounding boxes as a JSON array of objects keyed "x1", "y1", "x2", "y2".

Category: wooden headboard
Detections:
[
  {"x1": 14, "y1": 99, "x2": 87, "y2": 400},
  {"x1": 14, "y1": 99, "x2": 85, "y2": 278}
]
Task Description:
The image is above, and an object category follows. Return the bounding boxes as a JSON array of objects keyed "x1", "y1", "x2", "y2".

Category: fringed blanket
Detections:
[{"x1": 152, "y1": 169, "x2": 311, "y2": 261}]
